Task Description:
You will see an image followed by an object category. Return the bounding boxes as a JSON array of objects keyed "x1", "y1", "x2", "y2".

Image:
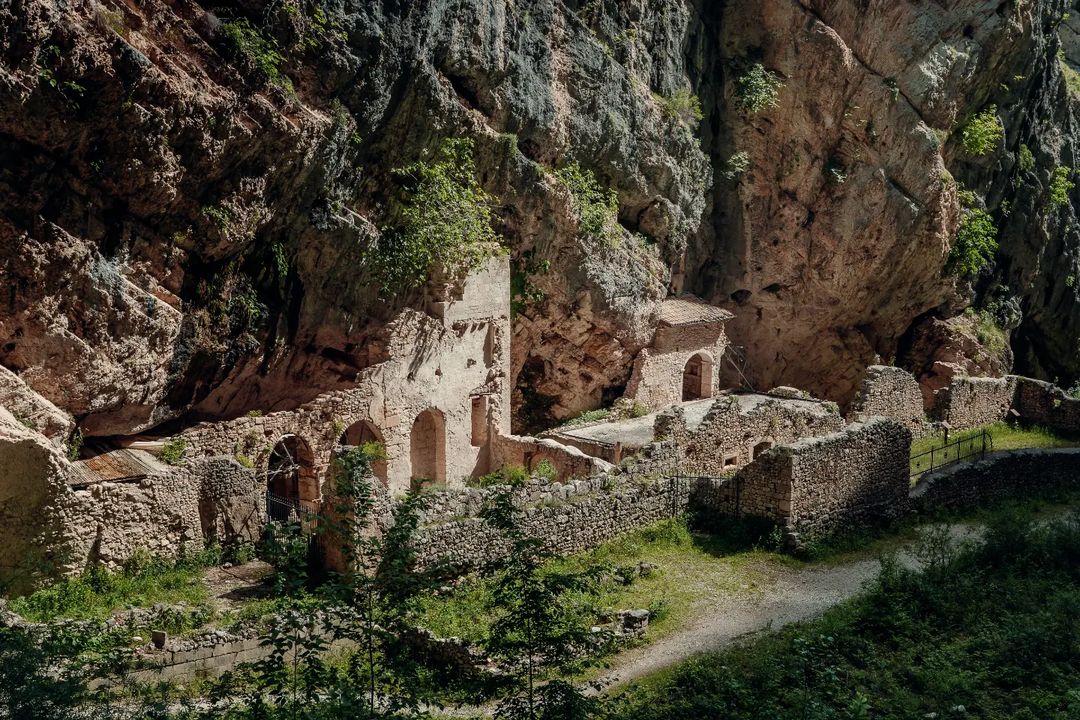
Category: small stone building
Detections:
[{"x1": 623, "y1": 296, "x2": 733, "y2": 412}]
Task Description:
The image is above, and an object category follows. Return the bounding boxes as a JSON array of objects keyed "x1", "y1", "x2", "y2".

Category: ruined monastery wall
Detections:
[
  {"x1": 623, "y1": 322, "x2": 728, "y2": 412},
  {"x1": 847, "y1": 365, "x2": 928, "y2": 435},
  {"x1": 910, "y1": 448, "x2": 1080, "y2": 510},
  {"x1": 936, "y1": 375, "x2": 1017, "y2": 430}
]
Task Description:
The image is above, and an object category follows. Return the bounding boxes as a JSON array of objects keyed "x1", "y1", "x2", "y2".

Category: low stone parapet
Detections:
[{"x1": 910, "y1": 448, "x2": 1080, "y2": 510}]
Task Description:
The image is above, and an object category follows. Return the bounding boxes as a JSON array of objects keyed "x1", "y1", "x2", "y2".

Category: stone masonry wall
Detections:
[
  {"x1": 490, "y1": 434, "x2": 613, "y2": 483},
  {"x1": 696, "y1": 419, "x2": 912, "y2": 545},
  {"x1": 936, "y1": 375, "x2": 1017, "y2": 430},
  {"x1": 1012, "y1": 377, "x2": 1080, "y2": 434},
  {"x1": 910, "y1": 448, "x2": 1080, "y2": 510},
  {"x1": 847, "y1": 365, "x2": 928, "y2": 435},
  {"x1": 623, "y1": 322, "x2": 728, "y2": 412},
  {"x1": 660, "y1": 394, "x2": 846, "y2": 474},
  {"x1": 53, "y1": 457, "x2": 263, "y2": 571}
]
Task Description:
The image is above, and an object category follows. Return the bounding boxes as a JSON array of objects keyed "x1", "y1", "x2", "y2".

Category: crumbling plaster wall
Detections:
[
  {"x1": 623, "y1": 323, "x2": 729, "y2": 412},
  {"x1": 180, "y1": 257, "x2": 513, "y2": 495}
]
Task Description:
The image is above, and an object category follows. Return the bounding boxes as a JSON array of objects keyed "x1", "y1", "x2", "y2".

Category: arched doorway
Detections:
[
  {"x1": 339, "y1": 419, "x2": 388, "y2": 486},
  {"x1": 682, "y1": 353, "x2": 714, "y2": 401},
  {"x1": 266, "y1": 434, "x2": 317, "y2": 522},
  {"x1": 410, "y1": 408, "x2": 446, "y2": 488}
]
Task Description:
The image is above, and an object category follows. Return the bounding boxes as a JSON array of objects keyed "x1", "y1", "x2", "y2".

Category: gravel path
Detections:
[{"x1": 594, "y1": 522, "x2": 984, "y2": 690}]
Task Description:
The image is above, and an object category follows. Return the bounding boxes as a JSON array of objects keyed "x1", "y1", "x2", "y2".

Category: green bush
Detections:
[
  {"x1": 1018, "y1": 143, "x2": 1035, "y2": 172},
  {"x1": 721, "y1": 151, "x2": 750, "y2": 180},
  {"x1": 659, "y1": 88, "x2": 704, "y2": 125},
  {"x1": 375, "y1": 137, "x2": 500, "y2": 292},
  {"x1": 64, "y1": 429, "x2": 83, "y2": 461},
  {"x1": 471, "y1": 464, "x2": 530, "y2": 488},
  {"x1": 561, "y1": 408, "x2": 612, "y2": 427},
  {"x1": 220, "y1": 17, "x2": 292, "y2": 91},
  {"x1": 947, "y1": 208, "x2": 997, "y2": 277},
  {"x1": 960, "y1": 105, "x2": 1004, "y2": 156},
  {"x1": 159, "y1": 437, "x2": 187, "y2": 465},
  {"x1": 733, "y1": 63, "x2": 784, "y2": 113},
  {"x1": 1048, "y1": 165, "x2": 1075, "y2": 208},
  {"x1": 1061, "y1": 58, "x2": 1080, "y2": 98},
  {"x1": 553, "y1": 162, "x2": 621, "y2": 245},
  {"x1": 533, "y1": 459, "x2": 558, "y2": 483}
]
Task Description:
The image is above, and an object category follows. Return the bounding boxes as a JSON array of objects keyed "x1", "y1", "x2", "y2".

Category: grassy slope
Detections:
[{"x1": 611, "y1": 512, "x2": 1080, "y2": 720}]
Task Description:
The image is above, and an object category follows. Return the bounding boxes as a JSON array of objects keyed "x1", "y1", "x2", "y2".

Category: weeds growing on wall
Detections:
[
  {"x1": 374, "y1": 137, "x2": 500, "y2": 293},
  {"x1": 659, "y1": 88, "x2": 704, "y2": 125},
  {"x1": 159, "y1": 437, "x2": 188, "y2": 465}
]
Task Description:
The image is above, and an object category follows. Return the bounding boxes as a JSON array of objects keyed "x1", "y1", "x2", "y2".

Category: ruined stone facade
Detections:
[
  {"x1": 847, "y1": 365, "x2": 928, "y2": 435},
  {"x1": 179, "y1": 256, "x2": 513, "y2": 500},
  {"x1": 935, "y1": 375, "x2": 1019, "y2": 430},
  {"x1": 911, "y1": 448, "x2": 1080, "y2": 511},
  {"x1": 623, "y1": 296, "x2": 732, "y2": 412},
  {"x1": 658, "y1": 393, "x2": 846, "y2": 474}
]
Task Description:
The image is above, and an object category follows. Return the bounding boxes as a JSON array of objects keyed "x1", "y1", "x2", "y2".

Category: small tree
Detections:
[{"x1": 482, "y1": 490, "x2": 608, "y2": 720}]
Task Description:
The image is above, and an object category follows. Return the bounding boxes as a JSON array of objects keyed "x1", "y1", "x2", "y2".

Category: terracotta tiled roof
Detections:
[{"x1": 658, "y1": 295, "x2": 734, "y2": 327}]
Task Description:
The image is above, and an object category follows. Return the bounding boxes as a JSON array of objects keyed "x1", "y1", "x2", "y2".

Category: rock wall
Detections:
[
  {"x1": 910, "y1": 448, "x2": 1080, "y2": 510},
  {"x1": 660, "y1": 394, "x2": 846, "y2": 473},
  {"x1": 936, "y1": 375, "x2": 1018, "y2": 430},
  {"x1": 700, "y1": 419, "x2": 912, "y2": 545},
  {"x1": 847, "y1": 365, "x2": 928, "y2": 435},
  {"x1": 1013, "y1": 376, "x2": 1080, "y2": 434}
]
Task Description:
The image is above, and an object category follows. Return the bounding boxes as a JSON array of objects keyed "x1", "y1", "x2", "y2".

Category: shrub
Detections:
[
  {"x1": 65, "y1": 430, "x2": 84, "y2": 462},
  {"x1": 472, "y1": 464, "x2": 530, "y2": 488},
  {"x1": 721, "y1": 151, "x2": 750, "y2": 180},
  {"x1": 1048, "y1": 165, "x2": 1075, "y2": 208},
  {"x1": 1061, "y1": 58, "x2": 1080, "y2": 98},
  {"x1": 960, "y1": 105, "x2": 1004, "y2": 156},
  {"x1": 202, "y1": 204, "x2": 233, "y2": 231},
  {"x1": 159, "y1": 437, "x2": 187, "y2": 466},
  {"x1": 948, "y1": 208, "x2": 998, "y2": 277},
  {"x1": 374, "y1": 137, "x2": 500, "y2": 292},
  {"x1": 660, "y1": 88, "x2": 704, "y2": 125},
  {"x1": 733, "y1": 63, "x2": 784, "y2": 113},
  {"x1": 1018, "y1": 143, "x2": 1035, "y2": 173},
  {"x1": 533, "y1": 459, "x2": 558, "y2": 483},
  {"x1": 561, "y1": 408, "x2": 612, "y2": 427},
  {"x1": 220, "y1": 17, "x2": 292, "y2": 90},
  {"x1": 553, "y1": 162, "x2": 621, "y2": 245}
]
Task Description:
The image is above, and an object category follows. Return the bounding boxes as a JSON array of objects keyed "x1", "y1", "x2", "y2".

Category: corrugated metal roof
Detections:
[
  {"x1": 68, "y1": 444, "x2": 168, "y2": 486},
  {"x1": 658, "y1": 296, "x2": 734, "y2": 327}
]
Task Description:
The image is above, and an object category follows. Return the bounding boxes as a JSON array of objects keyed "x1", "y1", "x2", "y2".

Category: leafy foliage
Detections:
[
  {"x1": 1018, "y1": 143, "x2": 1035, "y2": 173},
  {"x1": 733, "y1": 63, "x2": 784, "y2": 113},
  {"x1": 554, "y1": 162, "x2": 622, "y2": 245},
  {"x1": 159, "y1": 437, "x2": 187, "y2": 465},
  {"x1": 947, "y1": 208, "x2": 997, "y2": 277},
  {"x1": 1048, "y1": 165, "x2": 1075, "y2": 208},
  {"x1": 220, "y1": 17, "x2": 293, "y2": 91},
  {"x1": 960, "y1": 105, "x2": 1004, "y2": 156},
  {"x1": 611, "y1": 514, "x2": 1080, "y2": 720},
  {"x1": 721, "y1": 151, "x2": 751, "y2": 180},
  {"x1": 659, "y1": 88, "x2": 704, "y2": 125},
  {"x1": 374, "y1": 138, "x2": 500, "y2": 293}
]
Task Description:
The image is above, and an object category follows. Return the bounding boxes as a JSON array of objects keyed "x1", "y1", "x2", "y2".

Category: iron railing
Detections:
[
  {"x1": 910, "y1": 429, "x2": 993, "y2": 481},
  {"x1": 671, "y1": 470, "x2": 741, "y2": 518},
  {"x1": 266, "y1": 492, "x2": 320, "y2": 525}
]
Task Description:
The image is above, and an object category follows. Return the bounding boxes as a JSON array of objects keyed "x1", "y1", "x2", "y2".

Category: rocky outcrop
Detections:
[{"x1": 0, "y1": 0, "x2": 1077, "y2": 438}]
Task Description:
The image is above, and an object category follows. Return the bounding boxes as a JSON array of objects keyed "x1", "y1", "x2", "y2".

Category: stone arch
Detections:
[
  {"x1": 410, "y1": 408, "x2": 446, "y2": 487},
  {"x1": 751, "y1": 438, "x2": 775, "y2": 459},
  {"x1": 266, "y1": 434, "x2": 318, "y2": 521},
  {"x1": 682, "y1": 352, "x2": 715, "y2": 402},
  {"x1": 339, "y1": 419, "x2": 388, "y2": 486}
]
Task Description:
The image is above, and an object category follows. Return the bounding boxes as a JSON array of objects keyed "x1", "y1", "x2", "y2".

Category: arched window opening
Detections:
[
  {"x1": 410, "y1": 408, "x2": 446, "y2": 488},
  {"x1": 266, "y1": 434, "x2": 317, "y2": 522},
  {"x1": 339, "y1": 419, "x2": 388, "y2": 486},
  {"x1": 682, "y1": 353, "x2": 715, "y2": 402},
  {"x1": 752, "y1": 440, "x2": 774, "y2": 459}
]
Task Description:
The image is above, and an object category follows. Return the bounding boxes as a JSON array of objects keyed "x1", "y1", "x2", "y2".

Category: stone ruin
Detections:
[{"x1": 2, "y1": 254, "x2": 1080, "y2": 588}]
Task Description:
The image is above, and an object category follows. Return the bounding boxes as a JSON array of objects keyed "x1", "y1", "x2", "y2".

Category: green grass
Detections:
[
  {"x1": 417, "y1": 518, "x2": 793, "y2": 646},
  {"x1": 610, "y1": 512, "x2": 1080, "y2": 720},
  {"x1": 912, "y1": 421, "x2": 1077, "y2": 458},
  {"x1": 7, "y1": 551, "x2": 216, "y2": 623}
]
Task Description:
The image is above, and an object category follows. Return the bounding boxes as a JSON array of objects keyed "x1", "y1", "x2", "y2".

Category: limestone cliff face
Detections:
[{"x1": 0, "y1": 0, "x2": 1078, "y2": 437}]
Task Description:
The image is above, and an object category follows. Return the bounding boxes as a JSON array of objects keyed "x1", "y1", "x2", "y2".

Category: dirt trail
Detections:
[{"x1": 593, "y1": 523, "x2": 983, "y2": 690}]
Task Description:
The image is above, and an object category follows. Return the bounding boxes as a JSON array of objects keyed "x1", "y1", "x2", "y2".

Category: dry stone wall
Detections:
[
  {"x1": 847, "y1": 365, "x2": 929, "y2": 435},
  {"x1": 910, "y1": 448, "x2": 1080, "y2": 510},
  {"x1": 695, "y1": 419, "x2": 912, "y2": 545},
  {"x1": 1012, "y1": 377, "x2": 1080, "y2": 434},
  {"x1": 490, "y1": 434, "x2": 613, "y2": 482},
  {"x1": 935, "y1": 375, "x2": 1017, "y2": 429},
  {"x1": 659, "y1": 394, "x2": 846, "y2": 474}
]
